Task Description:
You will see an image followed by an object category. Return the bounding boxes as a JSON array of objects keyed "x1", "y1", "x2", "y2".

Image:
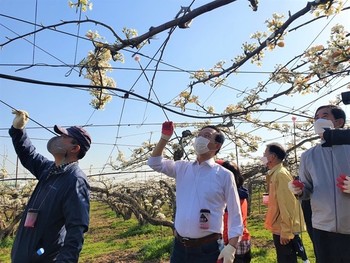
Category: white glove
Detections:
[
  {"x1": 288, "y1": 180, "x2": 303, "y2": 196},
  {"x1": 218, "y1": 244, "x2": 236, "y2": 263},
  {"x1": 12, "y1": 110, "x2": 29, "y2": 129}
]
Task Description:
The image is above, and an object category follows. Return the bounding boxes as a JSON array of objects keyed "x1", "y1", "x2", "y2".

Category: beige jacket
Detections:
[{"x1": 264, "y1": 163, "x2": 305, "y2": 239}]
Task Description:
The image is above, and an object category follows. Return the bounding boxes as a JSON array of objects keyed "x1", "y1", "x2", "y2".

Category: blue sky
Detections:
[{"x1": 1, "y1": 0, "x2": 349, "y2": 181}]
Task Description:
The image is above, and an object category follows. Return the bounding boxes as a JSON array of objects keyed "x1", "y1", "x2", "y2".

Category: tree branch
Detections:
[
  {"x1": 189, "y1": 0, "x2": 332, "y2": 86},
  {"x1": 90, "y1": 186, "x2": 174, "y2": 229},
  {"x1": 106, "y1": 0, "x2": 243, "y2": 51}
]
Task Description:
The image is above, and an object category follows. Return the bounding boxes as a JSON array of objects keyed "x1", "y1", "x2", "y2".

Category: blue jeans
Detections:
[{"x1": 170, "y1": 237, "x2": 220, "y2": 263}]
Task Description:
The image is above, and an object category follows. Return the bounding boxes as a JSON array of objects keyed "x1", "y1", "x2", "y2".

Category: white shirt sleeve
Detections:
[{"x1": 147, "y1": 155, "x2": 176, "y2": 178}]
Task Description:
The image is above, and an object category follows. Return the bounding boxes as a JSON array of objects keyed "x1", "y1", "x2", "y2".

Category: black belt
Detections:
[{"x1": 174, "y1": 231, "x2": 222, "y2": 248}]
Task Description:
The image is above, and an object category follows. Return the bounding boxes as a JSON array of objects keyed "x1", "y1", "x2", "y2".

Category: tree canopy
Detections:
[{"x1": 0, "y1": 0, "x2": 349, "y2": 179}]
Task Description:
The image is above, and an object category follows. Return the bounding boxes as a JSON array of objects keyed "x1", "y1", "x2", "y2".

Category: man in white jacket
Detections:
[{"x1": 289, "y1": 105, "x2": 350, "y2": 263}]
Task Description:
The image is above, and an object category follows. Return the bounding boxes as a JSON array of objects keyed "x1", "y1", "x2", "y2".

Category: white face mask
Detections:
[
  {"x1": 260, "y1": 156, "x2": 268, "y2": 165},
  {"x1": 193, "y1": 136, "x2": 210, "y2": 155},
  {"x1": 314, "y1": 118, "x2": 334, "y2": 135},
  {"x1": 47, "y1": 136, "x2": 67, "y2": 155}
]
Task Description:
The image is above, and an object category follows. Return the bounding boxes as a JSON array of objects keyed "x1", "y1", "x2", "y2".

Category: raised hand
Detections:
[
  {"x1": 161, "y1": 121, "x2": 174, "y2": 141},
  {"x1": 12, "y1": 110, "x2": 29, "y2": 129}
]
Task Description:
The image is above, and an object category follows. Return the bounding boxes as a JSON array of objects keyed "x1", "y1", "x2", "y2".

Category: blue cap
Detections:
[{"x1": 54, "y1": 125, "x2": 92, "y2": 157}]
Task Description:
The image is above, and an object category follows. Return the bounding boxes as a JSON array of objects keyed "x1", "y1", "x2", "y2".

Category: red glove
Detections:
[
  {"x1": 292, "y1": 179, "x2": 305, "y2": 189},
  {"x1": 161, "y1": 121, "x2": 174, "y2": 141},
  {"x1": 288, "y1": 178, "x2": 304, "y2": 196},
  {"x1": 337, "y1": 174, "x2": 350, "y2": 193}
]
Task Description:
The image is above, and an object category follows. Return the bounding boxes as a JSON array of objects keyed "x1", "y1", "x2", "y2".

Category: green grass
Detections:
[
  {"x1": 248, "y1": 215, "x2": 315, "y2": 263},
  {"x1": 138, "y1": 237, "x2": 173, "y2": 261},
  {"x1": 0, "y1": 201, "x2": 316, "y2": 262},
  {"x1": 0, "y1": 237, "x2": 13, "y2": 262}
]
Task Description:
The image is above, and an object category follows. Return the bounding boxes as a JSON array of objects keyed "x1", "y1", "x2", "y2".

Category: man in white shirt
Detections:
[{"x1": 148, "y1": 121, "x2": 243, "y2": 263}]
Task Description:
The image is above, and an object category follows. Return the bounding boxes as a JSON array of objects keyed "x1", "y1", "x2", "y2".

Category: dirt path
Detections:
[{"x1": 84, "y1": 250, "x2": 167, "y2": 263}]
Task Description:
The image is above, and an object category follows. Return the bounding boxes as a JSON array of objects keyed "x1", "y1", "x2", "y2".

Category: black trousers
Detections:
[
  {"x1": 234, "y1": 250, "x2": 252, "y2": 263},
  {"x1": 313, "y1": 228, "x2": 350, "y2": 263},
  {"x1": 170, "y1": 237, "x2": 220, "y2": 263},
  {"x1": 273, "y1": 234, "x2": 297, "y2": 263},
  {"x1": 301, "y1": 200, "x2": 313, "y2": 242}
]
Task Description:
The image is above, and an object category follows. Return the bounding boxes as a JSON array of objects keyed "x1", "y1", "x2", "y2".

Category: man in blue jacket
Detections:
[{"x1": 10, "y1": 110, "x2": 91, "y2": 263}]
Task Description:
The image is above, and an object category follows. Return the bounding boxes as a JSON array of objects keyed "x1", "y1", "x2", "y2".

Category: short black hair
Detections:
[
  {"x1": 266, "y1": 143, "x2": 286, "y2": 161},
  {"x1": 200, "y1": 125, "x2": 225, "y2": 154},
  {"x1": 221, "y1": 161, "x2": 244, "y2": 188},
  {"x1": 200, "y1": 125, "x2": 225, "y2": 144},
  {"x1": 71, "y1": 138, "x2": 85, "y2": 159},
  {"x1": 315, "y1": 105, "x2": 346, "y2": 128}
]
